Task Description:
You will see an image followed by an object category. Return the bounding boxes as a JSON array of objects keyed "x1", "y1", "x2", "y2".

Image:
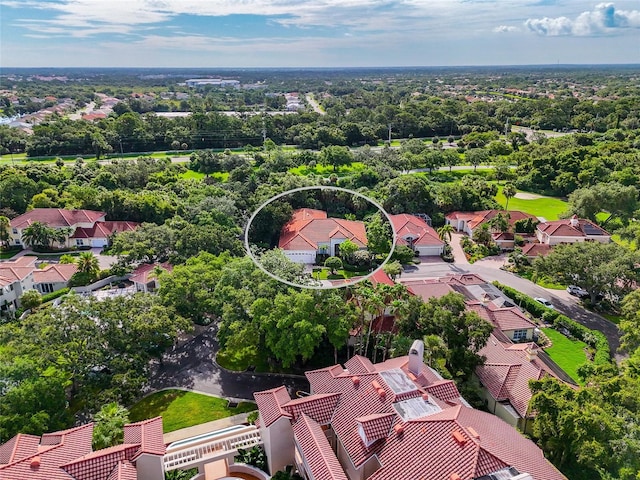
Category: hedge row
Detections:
[
  {"x1": 41, "y1": 287, "x2": 70, "y2": 303},
  {"x1": 493, "y1": 282, "x2": 612, "y2": 366}
]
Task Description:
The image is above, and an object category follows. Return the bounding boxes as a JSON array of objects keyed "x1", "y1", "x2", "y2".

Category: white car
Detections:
[
  {"x1": 567, "y1": 285, "x2": 588, "y2": 298},
  {"x1": 534, "y1": 297, "x2": 554, "y2": 309}
]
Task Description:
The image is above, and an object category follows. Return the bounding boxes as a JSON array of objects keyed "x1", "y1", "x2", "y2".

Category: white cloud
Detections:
[
  {"x1": 525, "y1": 2, "x2": 640, "y2": 36},
  {"x1": 493, "y1": 25, "x2": 519, "y2": 33}
]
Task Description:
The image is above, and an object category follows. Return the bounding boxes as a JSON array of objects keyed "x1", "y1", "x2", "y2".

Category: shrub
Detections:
[{"x1": 41, "y1": 287, "x2": 70, "y2": 303}]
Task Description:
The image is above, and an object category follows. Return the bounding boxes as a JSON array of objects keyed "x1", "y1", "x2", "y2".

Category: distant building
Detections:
[
  {"x1": 389, "y1": 213, "x2": 444, "y2": 256},
  {"x1": 185, "y1": 78, "x2": 240, "y2": 88},
  {"x1": 536, "y1": 215, "x2": 611, "y2": 245}
]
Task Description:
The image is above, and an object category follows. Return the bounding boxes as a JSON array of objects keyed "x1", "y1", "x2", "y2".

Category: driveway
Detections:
[
  {"x1": 449, "y1": 233, "x2": 469, "y2": 265},
  {"x1": 147, "y1": 324, "x2": 310, "y2": 401}
]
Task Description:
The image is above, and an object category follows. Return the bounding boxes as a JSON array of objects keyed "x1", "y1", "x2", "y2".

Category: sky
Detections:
[{"x1": 1, "y1": 0, "x2": 639, "y2": 68}]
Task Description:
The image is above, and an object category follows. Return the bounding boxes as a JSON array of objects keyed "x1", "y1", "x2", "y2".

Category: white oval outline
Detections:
[{"x1": 245, "y1": 186, "x2": 397, "y2": 290}]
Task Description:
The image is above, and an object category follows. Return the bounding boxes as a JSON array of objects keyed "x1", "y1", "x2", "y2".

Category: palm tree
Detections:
[
  {"x1": 488, "y1": 212, "x2": 511, "y2": 233},
  {"x1": 503, "y1": 183, "x2": 517, "y2": 211},
  {"x1": 92, "y1": 402, "x2": 129, "y2": 450},
  {"x1": 437, "y1": 224, "x2": 455, "y2": 243},
  {"x1": 21, "y1": 221, "x2": 56, "y2": 249},
  {"x1": 77, "y1": 251, "x2": 100, "y2": 276}
]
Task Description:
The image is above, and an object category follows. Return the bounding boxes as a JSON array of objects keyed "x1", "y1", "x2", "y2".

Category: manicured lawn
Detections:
[
  {"x1": 179, "y1": 170, "x2": 228, "y2": 182},
  {"x1": 495, "y1": 185, "x2": 567, "y2": 220},
  {"x1": 0, "y1": 249, "x2": 21, "y2": 259},
  {"x1": 289, "y1": 162, "x2": 365, "y2": 177},
  {"x1": 129, "y1": 390, "x2": 256, "y2": 433},
  {"x1": 315, "y1": 267, "x2": 368, "y2": 280},
  {"x1": 601, "y1": 313, "x2": 622, "y2": 325},
  {"x1": 541, "y1": 328, "x2": 588, "y2": 385}
]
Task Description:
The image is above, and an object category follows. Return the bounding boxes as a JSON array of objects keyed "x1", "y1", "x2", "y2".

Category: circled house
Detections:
[{"x1": 279, "y1": 209, "x2": 368, "y2": 264}]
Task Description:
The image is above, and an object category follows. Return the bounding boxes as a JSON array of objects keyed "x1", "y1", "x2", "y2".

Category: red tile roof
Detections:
[
  {"x1": 129, "y1": 263, "x2": 173, "y2": 285},
  {"x1": 446, "y1": 210, "x2": 537, "y2": 232},
  {"x1": 522, "y1": 243, "x2": 552, "y2": 257},
  {"x1": 279, "y1": 209, "x2": 367, "y2": 250},
  {"x1": 369, "y1": 269, "x2": 395, "y2": 287},
  {"x1": 389, "y1": 214, "x2": 444, "y2": 247},
  {"x1": 537, "y1": 217, "x2": 610, "y2": 239},
  {"x1": 259, "y1": 351, "x2": 565, "y2": 480},
  {"x1": 292, "y1": 414, "x2": 348, "y2": 480},
  {"x1": 254, "y1": 386, "x2": 292, "y2": 427},
  {"x1": 283, "y1": 393, "x2": 341, "y2": 426},
  {"x1": 467, "y1": 301, "x2": 536, "y2": 332},
  {"x1": 345, "y1": 355, "x2": 376, "y2": 374},
  {"x1": 33, "y1": 264, "x2": 78, "y2": 284},
  {"x1": 10, "y1": 209, "x2": 106, "y2": 229},
  {"x1": 477, "y1": 334, "x2": 558, "y2": 417},
  {"x1": 71, "y1": 221, "x2": 139, "y2": 239},
  {"x1": 0, "y1": 418, "x2": 165, "y2": 480}
]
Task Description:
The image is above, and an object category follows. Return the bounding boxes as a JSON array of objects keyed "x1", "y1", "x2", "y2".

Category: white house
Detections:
[
  {"x1": 536, "y1": 215, "x2": 611, "y2": 245},
  {"x1": 389, "y1": 214, "x2": 444, "y2": 256}
]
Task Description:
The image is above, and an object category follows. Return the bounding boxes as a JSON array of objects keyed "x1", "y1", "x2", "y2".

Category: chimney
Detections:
[
  {"x1": 570, "y1": 215, "x2": 579, "y2": 228},
  {"x1": 408, "y1": 339, "x2": 424, "y2": 376},
  {"x1": 525, "y1": 347, "x2": 538, "y2": 362}
]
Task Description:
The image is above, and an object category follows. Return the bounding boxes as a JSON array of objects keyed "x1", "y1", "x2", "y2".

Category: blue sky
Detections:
[{"x1": 1, "y1": 1, "x2": 639, "y2": 67}]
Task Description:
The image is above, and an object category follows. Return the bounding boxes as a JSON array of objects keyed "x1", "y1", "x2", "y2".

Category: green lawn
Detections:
[
  {"x1": 495, "y1": 185, "x2": 567, "y2": 220},
  {"x1": 601, "y1": 313, "x2": 622, "y2": 325},
  {"x1": 129, "y1": 390, "x2": 256, "y2": 433},
  {"x1": 314, "y1": 267, "x2": 368, "y2": 280},
  {"x1": 0, "y1": 248, "x2": 21, "y2": 259},
  {"x1": 289, "y1": 161, "x2": 365, "y2": 177},
  {"x1": 541, "y1": 328, "x2": 588, "y2": 385},
  {"x1": 179, "y1": 170, "x2": 228, "y2": 182}
]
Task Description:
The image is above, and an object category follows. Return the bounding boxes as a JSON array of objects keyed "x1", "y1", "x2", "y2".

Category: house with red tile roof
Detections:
[
  {"x1": 130, "y1": 263, "x2": 173, "y2": 293},
  {"x1": 254, "y1": 341, "x2": 565, "y2": 480},
  {"x1": 521, "y1": 243, "x2": 553, "y2": 260},
  {"x1": 536, "y1": 215, "x2": 610, "y2": 245},
  {"x1": 279, "y1": 209, "x2": 368, "y2": 264},
  {"x1": 389, "y1": 214, "x2": 444, "y2": 256},
  {"x1": 0, "y1": 417, "x2": 165, "y2": 480},
  {"x1": 445, "y1": 210, "x2": 538, "y2": 239},
  {"x1": 33, "y1": 263, "x2": 78, "y2": 294},
  {"x1": 9, "y1": 209, "x2": 138, "y2": 249},
  {"x1": 0, "y1": 257, "x2": 37, "y2": 313}
]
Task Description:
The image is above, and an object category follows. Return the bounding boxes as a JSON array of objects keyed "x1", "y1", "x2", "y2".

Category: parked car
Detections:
[
  {"x1": 567, "y1": 285, "x2": 588, "y2": 298},
  {"x1": 534, "y1": 297, "x2": 554, "y2": 309}
]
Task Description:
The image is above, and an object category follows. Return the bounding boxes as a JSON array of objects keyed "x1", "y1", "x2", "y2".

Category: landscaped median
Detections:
[{"x1": 129, "y1": 389, "x2": 256, "y2": 433}]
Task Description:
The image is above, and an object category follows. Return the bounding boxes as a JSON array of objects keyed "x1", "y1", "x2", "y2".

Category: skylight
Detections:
[
  {"x1": 379, "y1": 368, "x2": 418, "y2": 395},
  {"x1": 393, "y1": 397, "x2": 442, "y2": 421}
]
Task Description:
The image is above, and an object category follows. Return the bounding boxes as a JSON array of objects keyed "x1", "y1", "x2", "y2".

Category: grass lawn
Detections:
[
  {"x1": 289, "y1": 162, "x2": 365, "y2": 177},
  {"x1": 495, "y1": 185, "x2": 567, "y2": 220},
  {"x1": 0, "y1": 248, "x2": 21, "y2": 259},
  {"x1": 179, "y1": 170, "x2": 228, "y2": 182},
  {"x1": 518, "y1": 270, "x2": 565, "y2": 290},
  {"x1": 129, "y1": 390, "x2": 256, "y2": 433},
  {"x1": 541, "y1": 328, "x2": 588, "y2": 385},
  {"x1": 315, "y1": 267, "x2": 368, "y2": 280}
]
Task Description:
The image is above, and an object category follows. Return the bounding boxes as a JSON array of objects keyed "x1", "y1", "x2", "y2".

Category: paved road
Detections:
[
  {"x1": 148, "y1": 324, "x2": 310, "y2": 401},
  {"x1": 401, "y1": 258, "x2": 622, "y2": 359}
]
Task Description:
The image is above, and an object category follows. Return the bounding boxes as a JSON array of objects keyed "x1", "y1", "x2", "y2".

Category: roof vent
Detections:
[
  {"x1": 30, "y1": 456, "x2": 41, "y2": 469},
  {"x1": 352, "y1": 376, "x2": 360, "y2": 386},
  {"x1": 421, "y1": 393, "x2": 429, "y2": 401},
  {"x1": 377, "y1": 387, "x2": 386, "y2": 399},
  {"x1": 394, "y1": 423, "x2": 404, "y2": 435},
  {"x1": 371, "y1": 380, "x2": 381, "y2": 390},
  {"x1": 451, "y1": 430, "x2": 467, "y2": 445}
]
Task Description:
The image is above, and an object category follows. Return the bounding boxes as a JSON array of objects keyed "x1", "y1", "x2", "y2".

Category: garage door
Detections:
[{"x1": 284, "y1": 251, "x2": 316, "y2": 264}]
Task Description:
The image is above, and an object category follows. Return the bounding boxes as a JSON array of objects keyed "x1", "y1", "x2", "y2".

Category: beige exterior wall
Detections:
[
  {"x1": 261, "y1": 417, "x2": 295, "y2": 475},
  {"x1": 337, "y1": 439, "x2": 363, "y2": 480},
  {"x1": 134, "y1": 453, "x2": 164, "y2": 480}
]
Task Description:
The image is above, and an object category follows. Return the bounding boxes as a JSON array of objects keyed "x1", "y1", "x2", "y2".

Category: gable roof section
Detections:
[
  {"x1": 467, "y1": 301, "x2": 536, "y2": 332},
  {"x1": 129, "y1": 262, "x2": 173, "y2": 286},
  {"x1": 282, "y1": 393, "x2": 341, "y2": 426},
  {"x1": 10, "y1": 209, "x2": 106, "y2": 229},
  {"x1": 61, "y1": 444, "x2": 139, "y2": 480},
  {"x1": 33, "y1": 264, "x2": 78, "y2": 284},
  {"x1": 292, "y1": 414, "x2": 348, "y2": 480},
  {"x1": 345, "y1": 355, "x2": 376, "y2": 375},
  {"x1": 522, "y1": 243, "x2": 552, "y2": 257},
  {"x1": 0, "y1": 434, "x2": 40, "y2": 466},
  {"x1": 123, "y1": 417, "x2": 165, "y2": 458},
  {"x1": 389, "y1": 214, "x2": 444, "y2": 247},
  {"x1": 71, "y1": 221, "x2": 139, "y2": 239},
  {"x1": 254, "y1": 386, "x2": 293, "y2": 427},
  {"x1": 446, "y1": 210, "x2": 537, "y2": 232}
]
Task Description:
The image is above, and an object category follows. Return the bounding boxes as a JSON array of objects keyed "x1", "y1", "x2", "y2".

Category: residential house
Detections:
[
  {"x1": 131, "y1": 263, "x2": 173, "y2": 293},
  {"x1": 521, "y1": 243, "x2": 552, "y2": 261},
  {"x1": 33, "y1": 263, "x2": 78, "y2": 294},
  {"x1": 445, "y1": 210, "x2": 538, "y2": 242},
  {"x1": 9, "y1": 209, "x2": 138, "y2": 249},
  {"x1": 389, "y1": 214, "x2": 444, "y2": 256},
  {"x1": 0, "y1": 417, "x2": 165, "y2": 480},
  {"x1": 279, "y1": 209, "x2": 367, "y2": 264},
  {"x1": 255, "y1": 341, "x2": 565, "y2": 480},
  {"x1": 0, "y1": 257, "x2": 36, "y2": 312},
  {"x1": 536, "y1": 215, "x2": 611, "y2": 245}
]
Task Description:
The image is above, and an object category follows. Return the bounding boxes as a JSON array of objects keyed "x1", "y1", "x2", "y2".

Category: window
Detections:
[
  {"x1": 12, "y1": 228, "x2": 17, "y2": 234},
  {"x1": 76, "y1": 239, "x2": 84, "y2": 246},
  {"x1": 512, "y1": 329, "x2": 528, "y2": 341}
]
